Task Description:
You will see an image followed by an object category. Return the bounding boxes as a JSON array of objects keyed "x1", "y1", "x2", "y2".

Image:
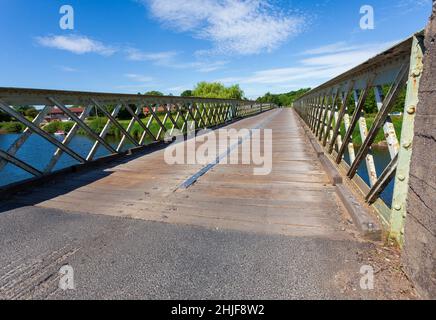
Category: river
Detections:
[
  {"x1": 0, "y1": 134, "x2": 394, "y2": 207},
  {"x1": 0, "y1": 134, "x2": 134, "y2": 188}
]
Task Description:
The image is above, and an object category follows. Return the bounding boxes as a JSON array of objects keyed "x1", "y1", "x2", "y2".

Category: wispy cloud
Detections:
[
  {"x1": 36, "y1": 35, "x2": 116, "y2": 56},
  {"x1": 167, "y1": 85, "x2": 191, "y2": 95},
  {"x1": 124, "y1": 73, "x2": 153, "y2": 82},
  {"x1": 216, "y1": 39, "x2": 398, "y2": 98},
  {"x1": 395, "y1": 0, "x2": 431, "y2": 8},
  {"x1": 125, "y1": 47, "x2": 228, "y2": 72},
  {"x1": 141, "y1": 0, "x2": 305, "y2": 55},
  {"x1": 125, "y1": 49, "x2": 178, "y2": 64},
  {"x1": 57, "y1": 65, "x2": 80, "y2": 73},
  {"x1": 115, "y1": 84, "x2": 153, "y2": 91},
  {"x1": 116, "y1": 73, "x2": 155, "y2": 92},
  {"x1": 302, "y1": 40, "x2": 398, "y2": 57}
]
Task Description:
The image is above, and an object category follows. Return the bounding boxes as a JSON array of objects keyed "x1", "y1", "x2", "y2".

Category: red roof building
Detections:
[{"x1": 45, "y1": 107, "x2": 84, "y2": 122}]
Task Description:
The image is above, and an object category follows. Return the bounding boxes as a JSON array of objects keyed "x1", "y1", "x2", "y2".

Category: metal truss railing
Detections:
[
  {"x1": 293, "y1": 31, "x2": 425, "y2": 244},
  {"x1": 0, "y1": 87, "x2": 274, "y2": 188}
]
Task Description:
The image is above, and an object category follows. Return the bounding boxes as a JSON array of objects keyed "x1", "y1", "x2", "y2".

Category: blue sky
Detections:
[{"x1": 0, "y1": 0, "x2": 432, "y2": 98}]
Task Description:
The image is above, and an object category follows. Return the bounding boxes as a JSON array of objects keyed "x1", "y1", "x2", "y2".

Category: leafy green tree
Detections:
[
  {"x1": 8, "y1": 105, "x2": 39, "y2": 119},
  {"x1": 346, "y1": 85, "x2": 407, "y2": 115},
  {"x1": 24, "y1": 108, "x2": 39, "y2": 118},
  {"x1": 181, "y1": 90, "x2": 193, "y2": 97},
  {"x1": 192, "y1": 82, "x2": 244, "y2": 99},
  {"x1": 0, "y1": 111, "x2": 12, "y2": 122},
  {"x1": 144, "y1": 91, "x2": 164, "y2": 96}
]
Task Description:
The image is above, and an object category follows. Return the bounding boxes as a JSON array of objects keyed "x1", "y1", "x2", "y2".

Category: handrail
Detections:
[
  {"x1": 293, "y1": 31, "x2": 425, "y2": 244},
  {"x1": 0, "y1": 87, "x2": 253, "y2": 105}
]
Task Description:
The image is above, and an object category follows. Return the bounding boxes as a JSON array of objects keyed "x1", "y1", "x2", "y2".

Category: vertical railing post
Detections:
[{"x1": 390, "y1": 34, "x2": 425, "y2": 245}]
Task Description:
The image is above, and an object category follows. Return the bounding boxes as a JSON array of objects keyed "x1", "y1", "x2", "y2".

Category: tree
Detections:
[
  {"x1": 256, "y1": 89, "x2": 311, "y2": 107},
  {"x1": 346, "y1": 85, "x2": 406, "y2": 115},
  {"x1": 192, "y1": 82, "x2": 244, "y2": 99},
  {"x1": 181, "y1": 90, "x2": 193, "y2": 97},
  {"x1": 24, "y1": 108, "x2": 39, "y2": 118},
  {"x1": 11, "y1": 105, "x2": 39, "y2": 119},
  {"x1": 0, "y1": 111, "x2": 11, "y2": 122},
  {"x1": 144, "y1": 91, "x2": 164, "y2": 96}
]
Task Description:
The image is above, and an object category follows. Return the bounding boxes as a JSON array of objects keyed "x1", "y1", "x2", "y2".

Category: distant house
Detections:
[
  {"x1": 45, "y1": 107, "x2": 84, "y2": 122},
  {"x1": 143, "y1": 105, "x2": 173, "y2": 116}
]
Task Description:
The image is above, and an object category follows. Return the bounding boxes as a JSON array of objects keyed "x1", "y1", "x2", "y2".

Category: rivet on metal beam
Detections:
[
  {"x1": 394, "y1": 204, "x2": 402, "y2": 211},
  {"x1": 398, "y1": 174, "x2": 406, "y2": 181},
  {"x1": 407, "y1": 106, "x2": 416, "y2": 114},
  {"x1": 412, "y1": 69, "x2": 422, "y2": 78},
  {"x1": 402, "y1": 141, "x2": 412, "y2": 149}
]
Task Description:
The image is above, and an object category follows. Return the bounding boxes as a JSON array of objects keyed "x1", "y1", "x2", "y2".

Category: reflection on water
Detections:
[
  {"x1": 0, "y1": 134, "x2": 133, "y2": 187},
  {"x1": 0, "y1": 133, "x2": 395, "y2": 207}
]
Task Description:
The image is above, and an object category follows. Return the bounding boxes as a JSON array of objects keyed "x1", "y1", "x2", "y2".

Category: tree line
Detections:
[
  {"x1": 256, "y1": 89, "x2": 311, "y2": 107},
  {"x1": 143, "y1": 81, "x2": 245, "y2": 100}
]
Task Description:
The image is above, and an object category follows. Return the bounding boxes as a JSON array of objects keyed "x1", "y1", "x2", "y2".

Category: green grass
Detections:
[
  {"x1": 0, "y1": 122, "x2": 25, "y2": 133},
  {"x1": 336, "y1": 115, "x2": 403, "y2": 145},
  {"x1": 42, "y1": 121, "x2": 75, "y2": 134},
  {"x1": 40, "y1": 113, "x2": 188, "y2": 141}
]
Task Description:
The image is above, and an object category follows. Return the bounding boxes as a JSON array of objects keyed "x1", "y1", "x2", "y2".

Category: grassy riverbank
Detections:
[{"x1": 337, "y1": 115, "x2": 402, "y2": 146}]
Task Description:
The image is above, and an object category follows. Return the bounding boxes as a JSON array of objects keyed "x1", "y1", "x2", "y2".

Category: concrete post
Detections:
[{"x1": 403, "y1": 3, "x2": 436, "y2": 299}]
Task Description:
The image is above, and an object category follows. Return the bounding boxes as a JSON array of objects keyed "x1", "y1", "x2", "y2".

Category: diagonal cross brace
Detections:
[{"x1": 347, "y1": 63, "x2": 410, "y2": 179}]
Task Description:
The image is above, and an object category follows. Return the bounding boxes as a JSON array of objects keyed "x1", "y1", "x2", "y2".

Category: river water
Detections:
[
  {"x1": 0, "y1": 134, "x2": 134, "y2": 188},
  {"x1": 343, "y1": 147, "x2": 394, "y2": 207},
  {"x1": 0, "y1": 134, "x2": 394, "y2": 206}
]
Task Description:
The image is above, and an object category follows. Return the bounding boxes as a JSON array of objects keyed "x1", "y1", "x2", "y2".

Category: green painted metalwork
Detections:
[
  {"x1": 293, "y1": 31, "x2": 425, "y2": 245},
  {"x1": 390, "y1": 34, "x2": 425, "y2": 245}
]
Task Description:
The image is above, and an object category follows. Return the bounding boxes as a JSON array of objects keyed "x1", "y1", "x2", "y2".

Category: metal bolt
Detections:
[
  {"x1": 398, "y1": 175, "x2": 406, "y2": 181},
  {"x1": 403, "y1": 141, "x2": 412, "y2": 149},
  {"x1": 394, "y1": 204, "x2": 402, "y2": 211},
  {"x1": 407, "y1": 106, "x2": 416, "y2": 114}
]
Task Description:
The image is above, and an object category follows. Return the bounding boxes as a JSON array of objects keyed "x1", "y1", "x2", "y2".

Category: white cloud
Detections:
[
  {"x1": 183, "y1": 60, "x2": 228, "y2": 72},
  {"x1": 125, "y1": 47, "x2": 228, "y2": 72},
  {"x1": 57, "y1": 66, "x2": 79, "y2": 72},
  {"x1": 167, "y1": 85, "x2": 191, "y2": 95},
  {"x1": 216, "y1": 39, "x2": 398, "y2": 98},
  {"x1": 301, "y1": 51, "x2": 377, "y2": 67},
  {"x1": 116, "y1": 74, "x2": 155, "y2": 92},
  {"x1": 142, "y1": 0, "x2": 305, "y2": 55},
  {"x1": 125, "y1": 49, "x2": 178, "y2": 65},
  {"x1": 301, "y1": 40, "x2": 398, "y2": 60},
  {"x1": 217, "y1": 65, "x2": 344, "y2": 86},
  {"x1": 124, "y1": 73, "x2": 153, "y2": 82},
  {"x1": 36, "y1": 35, "x2": 116, "y2": 56},
  {"x1": 302, "y1": 42, "x2": 354, "y2": 55},
  {"x1": 396, "y1": 0, "x2": 431, "y2": 8}
]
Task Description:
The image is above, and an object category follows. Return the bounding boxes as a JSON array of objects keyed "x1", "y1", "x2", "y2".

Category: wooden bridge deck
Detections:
[{"x1": 7, "y1": 109, "x2": 348, "y2": 239}]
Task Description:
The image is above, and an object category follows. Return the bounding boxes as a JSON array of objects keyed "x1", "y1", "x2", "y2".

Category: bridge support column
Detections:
[{"x1": 403, "y1": 4, "x2": 436, "y2": 299}]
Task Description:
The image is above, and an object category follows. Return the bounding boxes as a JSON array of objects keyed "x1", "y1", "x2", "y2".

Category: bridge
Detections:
[{"x1": 0, "y1": 28, "x2": 434, "y2": 299}]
